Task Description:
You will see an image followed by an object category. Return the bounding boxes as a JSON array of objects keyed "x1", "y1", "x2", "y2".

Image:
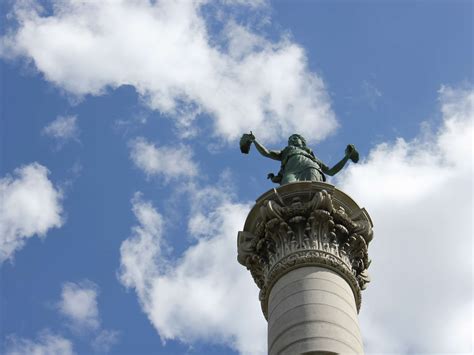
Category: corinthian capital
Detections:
[{"x1": 237, "y1": 182, "x2": 373, "y2": 318}]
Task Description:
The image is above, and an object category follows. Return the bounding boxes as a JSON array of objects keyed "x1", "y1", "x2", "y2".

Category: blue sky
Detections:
[{"x1": 0, "y1": 1, "x2": 472, "y2": 354}]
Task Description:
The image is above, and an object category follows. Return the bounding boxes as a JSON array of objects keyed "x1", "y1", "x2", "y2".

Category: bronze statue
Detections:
[{"x1": 240, "y1": 132, "x2": 359, "y2": 185}]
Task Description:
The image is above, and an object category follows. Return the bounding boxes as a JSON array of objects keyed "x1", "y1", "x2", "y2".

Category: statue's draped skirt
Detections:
[{"x1": 281, "y1": 153, "x2": 325, "y2": 184}]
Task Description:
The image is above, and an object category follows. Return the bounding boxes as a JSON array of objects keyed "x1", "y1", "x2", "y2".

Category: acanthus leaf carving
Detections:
[{"x1": 237, "y1": 183, "x2": 373, "y2": 318}]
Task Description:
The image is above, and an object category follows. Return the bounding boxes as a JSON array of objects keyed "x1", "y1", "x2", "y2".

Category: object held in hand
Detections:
[
  {"x1": 345, "y1": 144, "x2": 359, "y2": 163},
  {"x1": 240, "y1": 131, "x2": 255, "y2": 154}
]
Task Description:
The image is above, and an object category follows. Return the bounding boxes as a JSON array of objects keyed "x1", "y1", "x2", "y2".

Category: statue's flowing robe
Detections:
[{"x1": 280, "y1": 146, "x2": 325, "y2": 184}]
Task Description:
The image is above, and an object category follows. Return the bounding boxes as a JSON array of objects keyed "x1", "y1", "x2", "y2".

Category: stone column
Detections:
[{"x1": 238, "y1": 182, "x2": 373, "y2": 355}]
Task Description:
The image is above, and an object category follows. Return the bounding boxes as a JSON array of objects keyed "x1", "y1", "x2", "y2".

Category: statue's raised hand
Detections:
[
  {"x1": 240, "y1": 131, "x2": 255, "y2": 154},
  {"x1": 345, "y1": 144, "x2": 360, "y2": 163},
  {"x1": 248, "y1": 131, "x2": 255, "y2": 142}
]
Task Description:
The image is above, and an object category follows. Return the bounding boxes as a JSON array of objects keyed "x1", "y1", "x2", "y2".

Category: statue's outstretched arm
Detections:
[
  {"x1": 321, "y1": 156, "x2": 350, "y2": 176},
  {"x1": 253, "y1": 139, "x2": 282, "y2": 161},
  {"x1": 322, "y1": 144, "x2": 359, "y2": 176}
]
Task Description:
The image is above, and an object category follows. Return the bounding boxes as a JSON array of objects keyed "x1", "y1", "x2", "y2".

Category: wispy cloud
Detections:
[
  {"x1": 5, "y1": 280, "x2": 119, "y2": 354},
  {"x1": 361, "y1": 80, "x2": 382, "y2": 110},
  {"x1": 129, "y1": 137, "x2": 198, "y2": 182},
  {"x1": 42, "y1": 115, "x2": 80, "y2": 145},
  {"x1": 58, "y1": 281, "x2": 100, "y2": 332},
  {"x1": 58, "y1": 280, "x2": 120, "y2": 352},
  {"x1": 119, "y1": 192, "x2": 165, "y2": 298},
  {"x1": 5, "y1": 331, "x2": 75, "y2": 355},
  {"x1": 0, "y1": 163, "x2": 64, "y2": 264},
  {"x1": 1, "y1": 0, "x2": 337, "y2": 143},
  {"x1": 91, "y1": 329, "x2": 120, "y2": 354}
]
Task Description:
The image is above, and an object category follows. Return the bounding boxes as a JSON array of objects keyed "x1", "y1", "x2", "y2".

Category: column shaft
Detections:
[{"x1": 268, "y1": 267, "x2": 364, "y2": 355}]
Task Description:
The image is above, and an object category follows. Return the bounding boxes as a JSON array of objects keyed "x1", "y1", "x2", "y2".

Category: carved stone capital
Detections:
[{"x1": 237, "y1": 182, "x2": 373, "y2": 319}]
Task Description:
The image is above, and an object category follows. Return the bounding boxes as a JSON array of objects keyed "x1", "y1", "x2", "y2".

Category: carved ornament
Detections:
[{"x1": 237, "y1": 182, "x2": 373, "y2": 318}]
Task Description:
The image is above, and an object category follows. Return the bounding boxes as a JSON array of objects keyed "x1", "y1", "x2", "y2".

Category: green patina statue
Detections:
[{"x1": 240, "y1": 132, "x2": 359, "y2": 185}]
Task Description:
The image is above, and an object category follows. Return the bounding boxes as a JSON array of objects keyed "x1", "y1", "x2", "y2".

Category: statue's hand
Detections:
[
  {"x1": 240, "y1": 131, "x2": 255, "y2": 154},
  {"x1": 248, "y1": 131, "x2": 255, "y2": 142},
  {"x1": 345, "y1": 144, "x2": 360, "y2": 163},
  {"x1": 345, "y1": 144, "x2": 353, "y2": 157}
]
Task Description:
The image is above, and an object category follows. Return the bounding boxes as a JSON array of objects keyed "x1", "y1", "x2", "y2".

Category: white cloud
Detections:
[
  {"x1": 335, "y1": 86, "x2": 473, "y2": 353},
  {"x1": 119, "y1": 189, "x2": 266, "y2": 355},
  {"x1": 5, "y1": 331, "x2": 75, "y2": 355},
  {"x1": 361, "y1": 80, "x2": 382, "y2": 110},
  {"x1": 1, "y1": 0, "x2": 337, "y2": 142},
  {"x1": 58, "y1": 281, "x2": 100, "y2": 332},
  {"x1": 57, "y1": 280, "x2": 120, "y2": 352},
  {"x1": 91, "y1": 329, "x2": 120, "y2": 354},
  {"x1": 0, "y1": 163, "x2": 64, "y2": 263},
  {"x1": 119, "y1": 192, "x2": 165, "y2": 298},
  {"x1": 42, "y1": 115, "x2": 80, "y2": 143},
  {"x1": 129, "y1": 137, "x2": 198, "y2": 181}
]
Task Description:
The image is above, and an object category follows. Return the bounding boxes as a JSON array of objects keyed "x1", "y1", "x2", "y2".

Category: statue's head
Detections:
[{"x1": 288, "y1": 134, "x2": 306, "y2": 148}]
